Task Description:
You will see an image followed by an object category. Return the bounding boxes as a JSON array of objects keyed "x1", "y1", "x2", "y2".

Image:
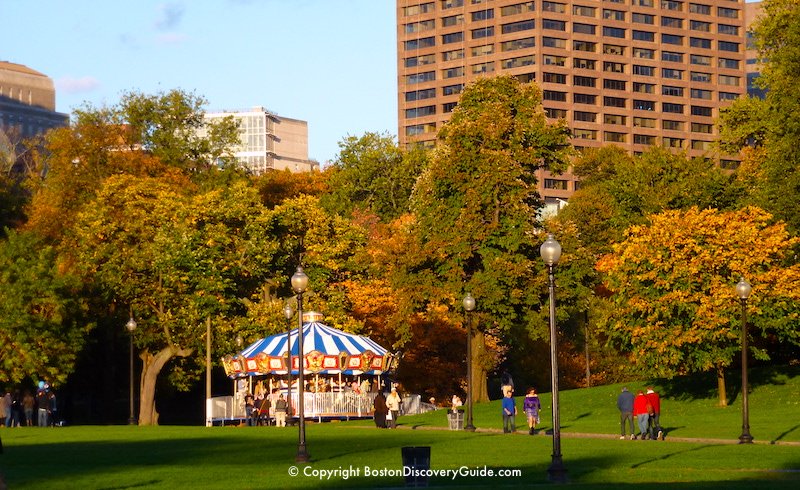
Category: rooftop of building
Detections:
[{"x1": 0, "y1": 61, "x2": 47, "y2": 78}]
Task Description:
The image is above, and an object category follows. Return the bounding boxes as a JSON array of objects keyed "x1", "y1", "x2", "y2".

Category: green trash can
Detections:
[{"x1": 401, "y1": 446, "x2": 431, "y2": 487}]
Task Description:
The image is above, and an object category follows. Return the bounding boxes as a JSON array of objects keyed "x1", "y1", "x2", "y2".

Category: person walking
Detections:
[
  {"x1": 617, "y1": 387, "x2": 636, "y2": 440},
  {"x1": 523, "y1": 388, "x2": 541, "y2": 435},
  {"x1": 36, "y1": 386, "x2": 48, "y2": 427},
  {"x1": 386, "y1": 387, "x2": 401, "y2": 429},
  {"x1": 373, "y1": 391, "x2": 388, "y2": 428},
  {"x1": 22, "y1": 391, "x2": 34, "y2": 427},
  {"x1": 1, "y1": 391, "x2": 9, "y2": 427},
  {"x1": 633, "y1": 390, "x2": 650, "y2": 440},
  {"x1": 502, "y1": 389, "x2": 517, "y2": 434},
  {"x1": 244, "y1": 392, "x2": 255, "y2": 427},
  {"x1": 274, "y1": 394, "x2": 288, "y2": 427},
  {"x1": 646, "y1": 387, "x2": 663, "y2": 440}
]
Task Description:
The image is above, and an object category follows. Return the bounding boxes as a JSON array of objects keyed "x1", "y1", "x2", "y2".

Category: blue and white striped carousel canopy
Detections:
[{"x1": 229, "y1": 322, "x2": 393, "y2": 376}]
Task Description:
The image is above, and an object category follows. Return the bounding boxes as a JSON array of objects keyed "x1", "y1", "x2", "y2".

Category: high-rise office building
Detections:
[
  {"x1": 0, "y1": 61, "x2": 69, "y2": 138},
  {"x1": 745, "y1": 1, "x2": 764, "y2": 98},
  {"x1": 397, "y1": 0, "x2": 747, "y2": 206},
  {"x1": 202, "y1": 106, "x2": 319, "y2": 175}
]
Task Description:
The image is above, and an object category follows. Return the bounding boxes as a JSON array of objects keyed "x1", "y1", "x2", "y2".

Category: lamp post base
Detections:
[
  {"x1": 464, "y1": 423, "x2": 476, "y2": 432},
  {"x1": 296, "y1": 446, "x2": 310, "y2": 463},
  {"x1": 127, "y1": 418, "x2": 137, "y2": 425},
  {"x1": 547, "y1": 456, "x2": 568, "y2": 483},
  {"x1": 738, "y1": 433, "x2": 753, "y2": 444}
]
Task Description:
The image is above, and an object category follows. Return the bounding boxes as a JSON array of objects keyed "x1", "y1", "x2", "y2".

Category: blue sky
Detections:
[{"x1": 1, "y1": 0, "x2": 397, "y2": 166}]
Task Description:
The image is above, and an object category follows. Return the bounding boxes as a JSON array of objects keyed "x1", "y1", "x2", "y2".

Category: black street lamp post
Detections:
[
  {"x1": 283, "y1": 302, "x2": 294, "y2": 427},
  {"x1": 736, "y1": 277, "x2": 753, "y2": 444},
  {"x1": 125, "y1": 316, "x2": 137, "y2": 425},
  {"x1": 291, "y1": 267, "x2": 310, "y2": 463},
  {"x1": 541, "y1": 234, "x2": 566, "y2": 482},
  {"x1": 463, "y1": 292, "x2": 476, "y2": 432}
]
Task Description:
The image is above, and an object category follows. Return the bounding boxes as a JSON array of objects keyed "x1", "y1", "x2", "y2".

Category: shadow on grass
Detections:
[{"x1": 649, "y1": 365, "x2": 800, "y2": 403}]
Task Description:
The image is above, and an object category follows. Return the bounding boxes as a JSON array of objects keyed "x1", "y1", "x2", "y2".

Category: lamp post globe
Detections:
[
  {"x1": 125, "y1": 316, "x2": 137, "y2": 425},
  {"x1": 541, "y1": 234, "x2": 566, "y2": 482},
  {"x1": 736, "y1": 277, "x2": 754, "y2": 444},
  {"x1": 291, "y1": 266, "x2": 310, "y2": 462},
  {"x1": 462, "y1": 292, "x2": 476, "y2": 432}
]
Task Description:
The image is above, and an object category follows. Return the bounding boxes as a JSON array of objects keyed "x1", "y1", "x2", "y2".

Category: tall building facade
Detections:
[
  {"x1": 0, "y1": 61, "x2": 69, "y2": 138},
  {"x1": 203, "y1": 107, "x2": 319, "y2": 175},
  {"x1": 397, "y1": 0, "x2": 747, "y2": 206}
]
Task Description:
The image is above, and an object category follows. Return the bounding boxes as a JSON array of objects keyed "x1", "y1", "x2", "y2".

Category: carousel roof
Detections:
[{"x1": 241, "y1": 322, "x2": 388, "y2": 358}]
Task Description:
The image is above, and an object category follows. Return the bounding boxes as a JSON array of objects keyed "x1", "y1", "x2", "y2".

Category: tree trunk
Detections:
[
  {"x1": 717, "y1": 365, "x2": 728, "y2": 407},
  {"x1": 472, "y1": 330, "x2": 489, "y2": 403},
  {"x1": 137, "y1": 345, "x2": 194, "y2": 425}
]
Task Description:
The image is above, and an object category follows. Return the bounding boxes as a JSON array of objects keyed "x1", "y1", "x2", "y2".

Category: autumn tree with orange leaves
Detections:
[{"x1": 597, "y1": 206, "x2": 800, "y2": 406}]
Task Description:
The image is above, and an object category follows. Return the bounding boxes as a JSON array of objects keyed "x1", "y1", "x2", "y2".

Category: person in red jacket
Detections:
[
  {"x1": 633, "y1": 390, "x2": 650, "y2": 440},
  {"x1": 646, "y1": 387, "x2": 663, "y2": 440}
]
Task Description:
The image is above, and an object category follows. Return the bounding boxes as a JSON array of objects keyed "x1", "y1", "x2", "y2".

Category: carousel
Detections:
[{"x1": 211, "y1": 312, "x2": 397, "y2": 424}]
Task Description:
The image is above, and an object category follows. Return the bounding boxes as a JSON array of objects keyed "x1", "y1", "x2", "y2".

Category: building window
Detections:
[
  {"x1": 632, "y1": 12, "x2": 653, "y2": 24},
  {"x1": 717, "y1": 7, "x2": 739, "y2": 19},
  {"x1": 442, "y1": 66, "x2": 465, "y2": 79},
  {"x1": 662, "y1": 120, "x2": 684, "y2": 131},
  {"x1": 405, "y1": 122, "x2": 437, "y2": 136},
  {"x1": 573, "y1": 128, "x2": 597, "y2": 140},
  {"x1": 573, "y1": 23, "x2": 596, "y2": 35},
  {"x1": 471, "y1": 26, "x2": 495, "y2": 39},
  {"x1": 604, "y1": 79, "x2": 627, "y2": 90},
  {"x1": 515, "y1": 72, "x2": 536, "y2": 83},
  {"x1": 662, "y1": 34, "x2": 683, "y2": 45},
  {"x1": 404, "y1": 54, "x2": 436, "y2": 68},
  {"x1": 404, "y1": 37, "x2": 435, "y2": 50},
  {"x1": 403, "y1": 2, "x2": 435, "y2": 16},
  {"x1": 442, "y1": 32, "x2": 464, "y2": 44},
  {"x1": 606, "y1": 9, "x2": 627, "y2": 21},
  {"x1": 542, "y1": 19, "x2": 566, "y2": 31},
  {"x1": 718, "y1": 58, "x2": 740, "y2": 69},
  {"x1": 691, "y1": 105, "x2": 713, "y2": 116},
  {"x1": 404, "y1": 20, "x2": 435, "y2": 34},
  {"x1": 690, "y1": 37, "x2": 712, "y2": 49},
  {"x1": 574, "y1": 75, "x2": 597, "y2": 87},
  {"x1": 544, "y1": 178, "x2": 569, "y2": 190},
  {"x1": 471, "y1": 9, "x2": 494, "y2": 21},
  {"x1": 544, "y1": 55, "x2": 567, "y2": 66},
  {"x1": 633, "y1": 82, "x2": 655, "y2": 93},
  {"x1": 574, "y1": 111, "x2": 597, "y2": 122},
  {"x1": 502, "y1": 55, "x2": 536, "y2": 69},
  {"x1": 632, "y1": 65, "x2": 655, "y2": 76},
  {"x1": 405, "y1": 88, "x2": 437, "y2": 102},
  {"x1": 472, "y1": 45, "x2": 494, "y2": 57},
  {"x1": 604, "y1": 96, "x2": 626, "y2": 108},
  {"x1": 543, "y1": 90, "x2": 567, "y2": 102},
  {"x1": 442, "y1": 49, "x2": 464, "y2": 61},
  {"x1": 719, "y1": 92, "x2": 739, "y2": 101},
  {"x1": 542, "y1": 1, "x2": 566, "y2": 13},
  {"x1": 603, "y1": 27, "x2": 626, "y2": 38},
  {"x1": 634, "y1": 100, "x2": 656, "y2": 111},
  {"x1": 691, "y1": 54, "x2": 712, "y2": 66},
  {"x1": 546, "y1": 108, "x2": 567, "y2": 118},
  {"x1": 662, "y1": 68, "x2": 684, "y2": 80},
  {"x1": 690, "y1": 140, "x2": 712, "y2": 151},
  {"x1": 543, "y1": 72, "x2": 567, "y2": 84},
  {"x1": 662, "y1": 103, "x2": 684, "y2": 114},
  {"x1": 442, "y1": 84, "x2": 464, "y2": 96},
  {"x1": 719, "y1": 75, "x2": 740, "y2": 86},
  {"x1": 501, "y1": 37, "x2": 535, "y2": 51},
  {"x1": 604, "y1": 62, "x2": 625, "y2": 73},
  {"x1": 720, "y1": 159, "x2": 740, "y2": 170},
  {"x1": 690, "y1": 20, "x2": 710, "y2": 32},
  {"x1": 573, "y1": 58, "x2": 596, "y2": 69},
  {"x1": 634, "y1": 134, "x2": 656, "y2": 145},
  {"x1": 661, "y1": 0, "x2": 684, "y2": 11},
  {"x1": 663, "y1": 137, "x2": 685, "y2": 148},
  {"x1": 634, "y1": 116, "x2": 656, "y2": 128},
  {"x1": 544, "y1": 37, "x2": 568, "y2": 48},
  {"x1": 574, "y1": 93, "x2": 597, "y2": 104},
  {"x1": 603, "y1": 44, "x2": 625, "y2": 56},
  {"x1": 471, "y1": 61, "x2": 495, "y2": 74},
  {"x1": 501, "y1": 2, "x2": 535, "y2": 16},
  {"x1": 604, "y1": 114, "x2": 627, "y2": 125},
  {"x1": 689, "y1": 3, "x2": 711, "y2": 15},
  {"x1": 662, "y1": 51, "x2": 684, "y2": 63},
  {"x1": 573, "y1": 40, "x2": 596, "y2": 52},
  {"x1": 718, "y1": 24, "x2": 739, "y2": 36},
  {"x1": 443, "y1": 102, "x2": 458, "y2": 113},
  {"x1": 442, "y1": 14, "x2": 465, "y2": 27},
  {"x1": 405, "y1": 105, "x2": 436, "y2": 118},
  {"x1": 574, "y1": 5, "x2": 597, "y2": 17},
  {"x1": 633, "y1": 48, "x2": 654, "y2": 59},
  {"x1": 662, "y1": 86, "x2": 684, "y2": 97},
  {"x1": 719, "y1": 41, "x2": 740, "y2": 53},
  {"x1": 605, "y1": 131, "x2": 627, "y2": 142},
  {"x1": 633, "y1": 0, "x2": 654, "y2": 6},
  {"x1": 632, "y1": 30, "x2": 655, "y2": 42},
  {"x1": 502, "y1": 19, "x2": 535, "y2": 34},
  {"x1": 406, "y1": 71, "x2": 436, "y2": 84},
  {"x1": 691, "y1": 88, "x2": 712, "y2": 99},
  {"x1": 692, "y1": 122, "x2": 713, "y2": 133}
]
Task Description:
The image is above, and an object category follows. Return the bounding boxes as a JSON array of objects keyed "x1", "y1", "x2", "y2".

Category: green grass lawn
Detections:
[{"x1": 1, "y1": 366, "x2": 799, "y2": 489}]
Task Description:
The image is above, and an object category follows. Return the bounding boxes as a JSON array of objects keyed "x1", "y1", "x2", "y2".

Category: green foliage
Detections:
[
  {"x1": 321, "y1": 132, "x2": 426, "y2": 221},
  {"x1": 0, "y1": 230, "x2": 91, "y2": 386}
]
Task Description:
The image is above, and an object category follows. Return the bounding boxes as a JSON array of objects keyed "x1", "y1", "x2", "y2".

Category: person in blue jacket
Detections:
[{"x1": 502, "y1": 389, "x2": 517, "y2": 434}]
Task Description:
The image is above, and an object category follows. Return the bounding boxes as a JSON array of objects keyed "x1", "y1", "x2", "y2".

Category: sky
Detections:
[{"x1": 1, "y1": 0, "x2": 397, "y2": 166}]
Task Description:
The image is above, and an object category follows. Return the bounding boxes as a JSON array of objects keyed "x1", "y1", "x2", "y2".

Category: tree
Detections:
[
  {"x1": 0, "y1": 230, "x2": 90, "y2": 386},
  {"x1": 397, "y1": 75, "x2": 573, "y2": 402},
  {"x1": 70, "y1": 176, "x2": 277, "y2": 424},
  {"x1": 596, "y1": 206, "x2": 800, "y2": 406},
  {"x1": 321, "y1": 132, "x2": 427, "y2": 222}
]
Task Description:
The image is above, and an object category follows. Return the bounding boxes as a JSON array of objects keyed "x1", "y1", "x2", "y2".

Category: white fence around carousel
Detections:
[{"x1": 206, "y1": 392, "x2": 429, "y2": 425}]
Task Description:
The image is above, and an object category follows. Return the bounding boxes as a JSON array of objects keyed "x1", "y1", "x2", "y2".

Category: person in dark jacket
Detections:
[
  {"x1": 646, "y1": 387, "x2": 663, "y2": 440},
  {"x1": 617, "y1": 387, "x2": 635, "y2": 439},
  {"x1": 373, "y1": 392, "x2": 388, "y2": 428}
]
